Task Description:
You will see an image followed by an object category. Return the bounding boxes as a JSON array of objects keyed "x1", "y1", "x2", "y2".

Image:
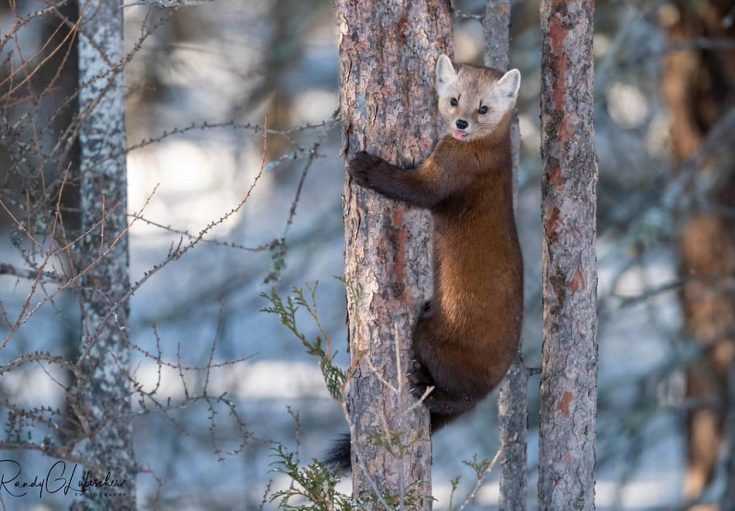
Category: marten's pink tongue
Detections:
[{"x1": 453, "y1": 130, "x2": 467, "y2": 140}]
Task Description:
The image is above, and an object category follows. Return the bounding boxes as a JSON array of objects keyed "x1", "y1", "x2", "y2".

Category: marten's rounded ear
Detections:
[
  {"x1": 435, "y1": 54, "x2": 457, "y2": 96},
  {"x1": 497, "y1": 68, "x2": 521, "y2": 105}
]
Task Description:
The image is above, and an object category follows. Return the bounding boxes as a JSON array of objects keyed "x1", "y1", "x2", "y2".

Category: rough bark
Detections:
[
  {"x1": 483, "y1": 1, "x2": 528, "y2": 509},
  {"x1": 337, "y1": 0, "x2": 451, "y2": 507},
  {"x1": 71, "y1": 1, "x2": 134, "y2": 509},
  {"x1": 725, "y1": 357, "x2": 735, "y2": 509},
  {"x1": 659, "y1": 1, "x2": 735, "y2": 506},
  {"x1": 537, "y1": 0, "x2": 598, "y2": 509}
]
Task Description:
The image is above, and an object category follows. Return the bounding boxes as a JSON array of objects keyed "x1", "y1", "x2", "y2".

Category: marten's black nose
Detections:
[{"x1": 455, "y1": 119, "x2": 468, "y2": 130}]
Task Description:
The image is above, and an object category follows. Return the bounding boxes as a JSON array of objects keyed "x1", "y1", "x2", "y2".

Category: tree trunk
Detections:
[
  {"x1": 659, "y1": 2, "x2": 735, "y2": 506},
  {"x1": 725, "y1": 356, "x2": 735, "y2": 509},
  {"x1": 72, "y1": 1, "x2": 134, "y2": 509},
  {"x1": 483, "y1": 2, "x2": 528, "y2": 509},
  {"x1": 537, "y1": 0, "x2": 598, "y2": 509},
  {"x1": 337, "y1": 0, "x2": 451, "y2": 507}
]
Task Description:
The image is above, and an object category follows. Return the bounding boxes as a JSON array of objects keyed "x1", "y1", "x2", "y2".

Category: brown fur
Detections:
[
  {"x1": 325, "y1": 59, "x2": 523, "y2": 471},
  {"x1": 346, "y1": 60, "x2": 523, "y2": 432}
]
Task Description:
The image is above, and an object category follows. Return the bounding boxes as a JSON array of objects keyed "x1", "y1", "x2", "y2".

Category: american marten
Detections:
[{"x1": 326, "y1": 55, "x2": 523, "y2": 471}]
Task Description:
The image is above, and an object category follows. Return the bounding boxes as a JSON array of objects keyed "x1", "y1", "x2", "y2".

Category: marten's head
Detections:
[{"x1": 435, "y1": 55, "x2": 520, "y2": 142}]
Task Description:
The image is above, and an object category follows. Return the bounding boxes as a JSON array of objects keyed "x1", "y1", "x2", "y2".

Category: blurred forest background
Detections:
[{"x1": 1, "y1": 0, "x2": 735, "y2": 509}]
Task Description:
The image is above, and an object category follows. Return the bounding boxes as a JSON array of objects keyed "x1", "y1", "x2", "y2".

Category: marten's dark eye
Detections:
[
  {"x1": 450, "y1": 98, "x2": 458, "y2": 107},
  {"x1": 478, "y1": 105, "x2": 489, "y2": 115}
]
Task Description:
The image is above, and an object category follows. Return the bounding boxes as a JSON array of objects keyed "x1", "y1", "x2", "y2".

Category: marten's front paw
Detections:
[
  {"x1": 407, "y1": 359, "x2": 434, "y2": 400},
  {"x1": 347, "y1": 151, "x2": 384, "y2": 187}
]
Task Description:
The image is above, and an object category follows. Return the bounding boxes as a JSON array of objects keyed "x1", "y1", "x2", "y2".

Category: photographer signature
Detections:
[{"x1": 0, "y1": 459, "x2": 126, "y2": 499}]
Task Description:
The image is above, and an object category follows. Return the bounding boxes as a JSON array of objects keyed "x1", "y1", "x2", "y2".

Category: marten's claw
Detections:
[
  {"x1": 408, "y1": 358, "x2": 428, "y2": 376},
  {"x1": 406, "y1": 359, "x2": 418, "y2": 380},
  {"x1": 409, "y1": 381, "x2": 434, "y2": 402},
  {"x1": 407, "y1": 359, "x2": 433, "y2": 397},
  {"x1": 408, "y1": 378, "x2": 422, "y2": 395}
]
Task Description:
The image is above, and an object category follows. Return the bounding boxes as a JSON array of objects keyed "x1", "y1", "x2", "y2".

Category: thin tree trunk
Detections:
[
  {"x1": 660, "y1": 2, "x2": 735, "y2": 506},
  {"x1": 483, "y1": 2, "x2": 528, "y2": 509},
  {"x1": 337, "y1": 0, "x2": 451, "y2": 507},
  {"x1": 725, "y1": 358, "x2": 735, "y2": 509},
  {"x1": 72, "y1": 1, "x2": 133, "y2": 509},
  {"x1": 537, "y1": 0, "x2": 598, "y2": 509}
]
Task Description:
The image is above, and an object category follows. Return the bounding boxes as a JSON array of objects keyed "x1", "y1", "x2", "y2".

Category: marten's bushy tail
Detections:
[
  {"x1": 323, "y1": 413, "x2": 459, "y2": 472},
  {"x1": 323, "y1": 433, "x2": 351, "y2": 472}
]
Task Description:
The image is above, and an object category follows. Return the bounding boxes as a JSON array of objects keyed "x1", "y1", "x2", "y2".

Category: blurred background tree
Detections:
[{"x1": 660, "y1": 1, "x2": 735, "y2": 508}]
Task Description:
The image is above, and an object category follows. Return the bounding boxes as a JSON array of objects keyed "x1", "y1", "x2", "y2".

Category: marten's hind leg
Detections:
[
  {"x1": 406, "y1": 301, "x2": 437, "y2": 397},
  {"x1": 406, "y1": 301, "x2": 436, "y2": 396},
  {"x1": 407, "y1": 359, "x2": 480, "y2": 415},
  {"x1": 408, "y1": 302, "x2": 483, "y2": 415}
]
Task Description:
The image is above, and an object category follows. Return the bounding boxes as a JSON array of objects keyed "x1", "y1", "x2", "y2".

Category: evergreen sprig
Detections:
[
  {"x1": 269, "y1": 444, "x2": 357, "y2": 511},
  {"x1": 260, "y1": 283, "x2": 346, "y2": 400}
]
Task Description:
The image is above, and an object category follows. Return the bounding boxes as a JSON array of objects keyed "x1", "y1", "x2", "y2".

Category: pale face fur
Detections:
[{"x1": 435, "y1": 54, "x2": 521, "y2": 141}]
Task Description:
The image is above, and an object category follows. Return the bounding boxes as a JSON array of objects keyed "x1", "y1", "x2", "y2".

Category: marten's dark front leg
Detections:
[{"x1": 347, "y1": 151, "x2": 444, "y2": 209}]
